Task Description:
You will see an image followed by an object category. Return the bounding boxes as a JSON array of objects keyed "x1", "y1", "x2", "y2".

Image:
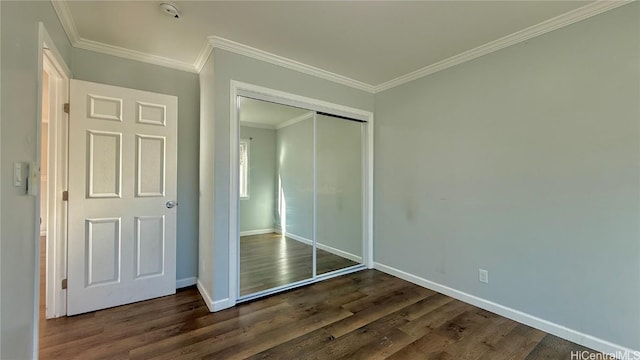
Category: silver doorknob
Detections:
[{"x1": 166, "y1": 201, "x2": 178, "y2": 209}]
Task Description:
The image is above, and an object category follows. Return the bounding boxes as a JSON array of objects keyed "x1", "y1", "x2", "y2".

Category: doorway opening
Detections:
[{"x1": 37, "y1": 23, "x2": 71, "y2": 326}]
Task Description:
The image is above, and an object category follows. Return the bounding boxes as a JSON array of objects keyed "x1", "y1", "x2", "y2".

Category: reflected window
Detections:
[{"x1": 240, "y1": 139, "x2": 249, "y2": 199}]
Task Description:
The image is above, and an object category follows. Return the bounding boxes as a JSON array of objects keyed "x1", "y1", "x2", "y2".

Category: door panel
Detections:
[
  {"x1": 316, "y1": 114, "x2": 363, "y2": 275},
  {"x1": 67, "y1": 79, "x2": 177, "y2": 315}
]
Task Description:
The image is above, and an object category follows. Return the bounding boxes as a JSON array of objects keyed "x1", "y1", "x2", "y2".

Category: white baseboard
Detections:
[
  {"x1": 239, "y1": 228, "x2": 275, "y2": 237},
  {"x1": 316, "y1": 243, "x2": 362, "y2": 263},
  {"x1": 212, "y1": 298, "x2": 234, "y2": 312},
  {"x1": 196, "y1": 278, "x2": 235, "y2": 313},
  {"x1": 284, "y1": 232, "x2": 312, "y2": 245},
  {"x1": 282, "y1": 232, "x2": 362, "y2": 263},
  {"x1": 196, "y1": 278, "x2": 215, "y2": 312},
  {"x1": 373, "y1": 262, "x2": 639, "y2": 359},
  {"x1": 176, "y1": 277, "x2": 196, "y2": 289}
]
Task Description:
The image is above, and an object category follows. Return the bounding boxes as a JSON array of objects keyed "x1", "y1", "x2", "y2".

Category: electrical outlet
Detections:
[{"x1": 479, "y1": 269, "x2": 489, "y2": 284}]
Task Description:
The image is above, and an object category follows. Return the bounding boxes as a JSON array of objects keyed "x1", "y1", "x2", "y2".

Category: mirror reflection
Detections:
[
  {"x1": 316, "y1": 114, "x2": 362, "y2": 274},
  {"x1": 238, "y1": 96, "x2": 364, "y2": 297}
]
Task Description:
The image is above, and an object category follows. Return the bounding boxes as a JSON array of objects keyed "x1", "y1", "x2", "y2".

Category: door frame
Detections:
[
  {"x1": 228, "y1": 80, "x2": 374, "y2": 307},
  {"x1": 42, "y1": 36, "x2": 70, "y2": 320},
  {"x1": 35, "y1": 22, "x2": 72, "y2": 353}
]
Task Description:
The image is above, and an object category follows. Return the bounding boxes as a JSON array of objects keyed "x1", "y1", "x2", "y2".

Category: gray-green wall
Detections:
[
  {"x1": 374, "y1": 3, "x2": 640, "y2": 350},
  {"x1": 1, "y1": 1, "x2": 71, "y2": 358},
  {"x1": 239, "y1": 126, "x2": 277, "y2": 233},
  {"x1": 71, "y1": 48, "x2": 200, "y2": 282}
]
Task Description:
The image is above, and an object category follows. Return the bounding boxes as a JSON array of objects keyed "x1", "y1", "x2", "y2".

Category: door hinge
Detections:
[
  {"x1": 61, "y1": 278, "x2": 67, "y2": 290},
  {"x1": 62, "y1": 190, "x2": 69, "y2": 201},
  {"x1": 63, "y1": 103, "x2": 70, "y2": 114}
]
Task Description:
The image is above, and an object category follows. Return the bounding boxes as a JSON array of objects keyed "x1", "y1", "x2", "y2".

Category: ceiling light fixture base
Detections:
[{"x1": 160, "y1": 2, "x2": 180, "y2": 19}]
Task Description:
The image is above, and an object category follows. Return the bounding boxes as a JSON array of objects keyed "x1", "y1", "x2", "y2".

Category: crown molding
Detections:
[
  {"x1": 50, "y1": 0, "x2": 79, "y2": 44},
  {"x1": 276, "y1": 111, "x2": 314, "y2": 130},
  {"x1": 74, "y1": 38, "x2": 197, "y2": 73},
  {"x1": 209, "y1": 36, "x2": 376, "y2": 93},
  {"x1": 239, "y1": 121, "x2": 275, "y2": 130},
  {"x1": 50, "y1": 0, "x2": 199, "y2": 73},
  {"x1": 194, "y1": 41, "x2": 214, "y2": 73},
  {"x1": 374, "y1": 0, "x2": 633, "y2": 93},
  {"x1": 51, "y1": 0, "x2": 631, "y2": 91}
]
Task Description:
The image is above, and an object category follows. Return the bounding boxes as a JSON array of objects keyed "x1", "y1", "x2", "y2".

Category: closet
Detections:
[{"x1": 236, "y1": 95, "x2": 369, "y2": 301}]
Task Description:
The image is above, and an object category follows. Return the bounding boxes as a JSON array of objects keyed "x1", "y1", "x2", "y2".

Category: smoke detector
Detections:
[{"x1": 160, "y1": 2, "x2": 180, "y2": 19}]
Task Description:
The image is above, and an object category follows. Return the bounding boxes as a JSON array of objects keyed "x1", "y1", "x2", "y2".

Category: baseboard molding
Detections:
[
  {"x1": 373, "y1": 262, "x2": 639, "y2": 359},
  {"x1": 176, "y1": 277, "x2": 196, "y2": 289},
  {"x1": 284, "y1": 232, "x2": 312, "y2": 245},
  {"x1": 281, "y1": 232, "x2": 362, "y2": 263},
  {"x1": 196, "y1": 278, "x2": 215, "y2": 312},
  {"x1": 212, "y1": 298, "x2": 235, "y2": 312},
  {"x1": 196, "y1": 278, "x2": 235, "y2": 313},
  {"x1": 316, "y1": 243, "x2": 362, "y2": 263},
  {"x1": 239, "y1": 228, "x2": 275, "y2": 237}
]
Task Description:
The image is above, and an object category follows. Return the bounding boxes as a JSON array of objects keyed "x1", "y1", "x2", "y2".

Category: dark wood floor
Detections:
[
  {"x1": 39, "y1": 269, "x2": 605, "y2": 359},
  {"x1": 240, "y1": 233, "x2": 358, "y2": 295}
]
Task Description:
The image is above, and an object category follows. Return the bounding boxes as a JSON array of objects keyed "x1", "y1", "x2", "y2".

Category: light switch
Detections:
[{"x1": 14, "y1": 162, "x2": 22, "y2": 187}]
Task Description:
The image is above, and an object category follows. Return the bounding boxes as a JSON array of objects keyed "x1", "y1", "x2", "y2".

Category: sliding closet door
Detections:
[
  {"x1": 238, "y1": 97, "x2": 314, "y2": 296},
  {"x1": 316, "y1": 114, "x2": 363, "y2": 275}
]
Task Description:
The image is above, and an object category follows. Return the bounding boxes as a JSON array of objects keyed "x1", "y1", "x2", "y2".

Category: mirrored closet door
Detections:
[
  {"x1": 237, "y1": 96, "x2": 365, "y2": 300},
  {"x1": 316, "y1": 114, "x2": 363, "y2": 275}
]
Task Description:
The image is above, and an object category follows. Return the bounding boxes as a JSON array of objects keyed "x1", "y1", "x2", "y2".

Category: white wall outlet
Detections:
[{"x1": 479, "y1": 269, "x2": 489, "y2": 284}]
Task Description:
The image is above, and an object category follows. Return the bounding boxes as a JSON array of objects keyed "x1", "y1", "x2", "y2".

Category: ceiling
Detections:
[
  {"x1": 239, "y1": 97, "x2": 311, "y2": 128},
  {"x1": 54, "y1": 1, "x2": 622, "y2": 91}
]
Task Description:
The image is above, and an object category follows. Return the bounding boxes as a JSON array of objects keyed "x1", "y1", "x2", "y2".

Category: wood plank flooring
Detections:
[
  {"x1": 240, "y1": 233, "x2": 358, "y2": 295},
  {"x1": 39, "y1": 269, "x2": 606, "y2": 359}
]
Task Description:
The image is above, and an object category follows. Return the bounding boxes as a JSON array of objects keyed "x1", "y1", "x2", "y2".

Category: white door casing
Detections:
[{"x1": 67, "y1": 80, "x2": 177, "y2": 315}]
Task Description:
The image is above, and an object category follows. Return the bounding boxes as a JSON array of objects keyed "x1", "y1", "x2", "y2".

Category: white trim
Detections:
[
  {"x1": 50, "y1": 0, "x2": 197, "y2": 74},
  {"x1": 51, "y1": 0, "x2": 630, "y2": 93},
  {"x1": 374, "y1": 0, "x2": 632, "y2": 93},
  {"x1": 196, "y1": 278, "x2": 215, "y2": 312},
  {"x1": 275, "y1": 112, "x2": 314, "y2": 130},
  {"x1": 176, "y1": 277, "x2": 196, "y2": 289},
  {"x1": 239, "y1": 228, "x2": 275, "y2": 237},
  {"x1": 229, "y1": 82, "x2": 240, "y2": 308},
  {"x1": 373, "y1": 262, "x2": 639, "y2": 359},
  {"x1": 42, "y1": 48, "x2": 70, "y2": 321},
  {"x1": 50, "y1": 0, "x2": 79, "y2": 45},
  {"x1": 282, "y1": 232, "x2": 312, "y2": 245},
  {"x1": 233, "y1": 81, "x2": 371, "y2": 122},
  {"x1": 240, "y1": 111, "x2": 315, "y2": 131},
  {"x1": 193, "y1": 41, "x2": 214, "y2": 73},
  {"x1": 35, "y1": 24, "x2": 72, "y2": 360},
  {"x1": 282, "y1": 232, "x2": 363, "y2": 263},
  {"x1": 316, "y1": 243, "x2": 362, "y2": 263},
  {"x1": 239, "y1": 121, "x2": 275, "y2": 130},
  {"x1": 74, "y1": 38, "x2": 197, "y2": 73},
  {"x1": 209, "y1": 36, "x2": 374, "y2": 93},
  {"x1": 213, "y1": 298, "x2": 235, "y2": 312}
]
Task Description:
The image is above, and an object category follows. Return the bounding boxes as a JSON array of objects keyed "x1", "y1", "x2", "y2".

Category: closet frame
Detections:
[{"x1": 229, "y1": 81, "x2": 374, "y2": 304}]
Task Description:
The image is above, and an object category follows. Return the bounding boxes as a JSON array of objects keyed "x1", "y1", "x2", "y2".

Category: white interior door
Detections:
[{"x1": 67, "y1": 80, "x2": 177, "y2": 315}]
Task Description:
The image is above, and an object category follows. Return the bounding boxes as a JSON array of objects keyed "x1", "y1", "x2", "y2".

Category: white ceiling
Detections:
[
  {"x1": 239, "y1": 97, "x2": 311, "y2": 128},
  {"x1": 55, "y1": 0, "x2": 622, "y2": 91}
]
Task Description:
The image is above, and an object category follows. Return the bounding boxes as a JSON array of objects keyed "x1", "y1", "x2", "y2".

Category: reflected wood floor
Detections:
[
  {"x1": 240, "y1": 233, "x2": 358, "y2": 295},
  {"x1": 39, "y1": 270, "x2": 606, "y2": 359}
]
